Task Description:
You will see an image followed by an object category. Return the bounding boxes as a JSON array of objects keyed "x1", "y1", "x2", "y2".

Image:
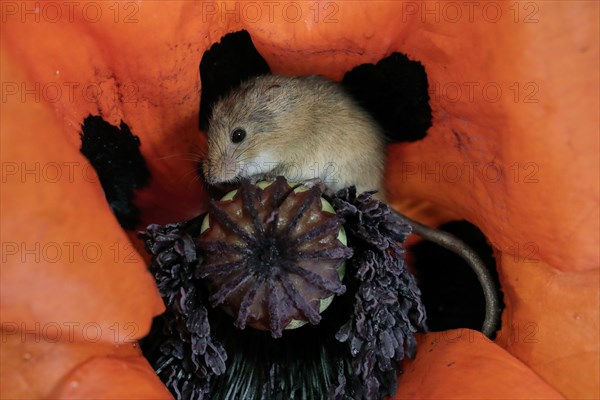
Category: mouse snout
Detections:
[{"x1": 202, "y1": 155, "x2": 240, "y2": 184}]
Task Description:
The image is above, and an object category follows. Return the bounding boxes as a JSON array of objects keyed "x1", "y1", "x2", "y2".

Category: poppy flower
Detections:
[{"x1": 1, "y1": 2, "x2": 597, "y2": 399}]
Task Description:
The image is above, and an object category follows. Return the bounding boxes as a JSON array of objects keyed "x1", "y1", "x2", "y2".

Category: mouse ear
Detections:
[
  {"x1": 258, "y1": 83, "x2": 284, "y2": 101},
  {"x1": 256, "y1": 82, "x2": 301, "y2": 112}
]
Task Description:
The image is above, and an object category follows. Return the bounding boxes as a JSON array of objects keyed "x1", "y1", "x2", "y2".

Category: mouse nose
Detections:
[
  {"x1": 218, "y1": 160, "x2": 239, "y2": 182},
  {"x1": 200, "y1": 159, "x2": 216, "y2": 184},
  {"x1": 203, "y1": 158, "x2": 239, "y2": 184}
]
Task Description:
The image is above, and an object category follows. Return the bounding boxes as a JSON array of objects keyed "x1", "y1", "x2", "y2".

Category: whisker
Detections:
[
  {"x1": 182, "y1": 168, "x2": 204, "y2": 190},
  {"x1": 155, "y1": 153, "x2": 204, "y2": 162}
]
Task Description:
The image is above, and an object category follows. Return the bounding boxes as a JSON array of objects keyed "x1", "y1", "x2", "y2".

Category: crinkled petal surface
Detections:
[
  {"x1": 394, "y1": 330, "x2": 565, "y2": 399},
  {"x1": 0, "y1": 37, "x2": 166, "y2": 399},
  {"x1": 51, "y1": 355, "x2": 173, "y2": 399}
]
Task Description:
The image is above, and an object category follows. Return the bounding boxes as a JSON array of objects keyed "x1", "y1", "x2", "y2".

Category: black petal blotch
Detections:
[
  {"x1": 198, "y1": 30, "x2": 271, "y2": 131},
  {"x1": 342, "y1": 52, "x2": 432, "y2": 143},
  {"x1": 80, "y1": 115, "x2": 150, "y2": 229},
  {"x1": 411, "y1": 221, "x2": 503, "y2": 332}
]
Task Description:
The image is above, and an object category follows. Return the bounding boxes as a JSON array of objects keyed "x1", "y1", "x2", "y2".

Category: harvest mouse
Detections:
[
  {"x1": 201, "y1": 74, "x2": 385, "y2": 197},
  {"x1": 201, "y1": 73, "x2": 501, "y2": 338}
]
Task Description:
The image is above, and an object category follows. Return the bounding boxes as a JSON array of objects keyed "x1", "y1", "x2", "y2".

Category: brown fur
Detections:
[{"x1": 203, "y1": 74, "x2": 386, "y2": 197}]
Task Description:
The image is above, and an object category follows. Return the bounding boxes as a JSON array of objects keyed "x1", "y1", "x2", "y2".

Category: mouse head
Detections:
[{"x1": 202, "y1": 75, "x2": 302, "y2": 185}]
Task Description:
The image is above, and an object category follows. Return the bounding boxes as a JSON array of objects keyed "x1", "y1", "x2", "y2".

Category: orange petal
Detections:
[
  {"x1": 395, "y1": 330, "x2": 565, "y2": 399},
  {"x1": 0, "y1": 31, "x2": 164, "y2": 349}
]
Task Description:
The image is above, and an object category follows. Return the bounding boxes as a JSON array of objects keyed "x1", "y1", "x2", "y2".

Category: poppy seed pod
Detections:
[{"x1": 197, "y1": 179, "x2": 351, "y2": 337}]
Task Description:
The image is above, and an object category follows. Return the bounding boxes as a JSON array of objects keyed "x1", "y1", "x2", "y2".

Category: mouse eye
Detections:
[{"x1": 231, "y1": 128, "x2": 246, "y2": 144}]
